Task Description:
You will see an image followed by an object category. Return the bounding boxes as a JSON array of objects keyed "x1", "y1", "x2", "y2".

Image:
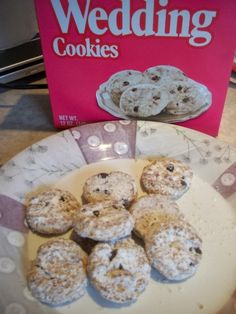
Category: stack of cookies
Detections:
[
  {"x1": 104, "y1": 65, "x2": 212, "y2": 119},
  {"x1": 25, "y1": 156, "x2": 202, "y2": 306},
  {"x1": 132, "y1": 157, "x2": 202, "y2": 281},
  {"x1": 26, "y1": 189, "x2": 88, "y2": 306}
]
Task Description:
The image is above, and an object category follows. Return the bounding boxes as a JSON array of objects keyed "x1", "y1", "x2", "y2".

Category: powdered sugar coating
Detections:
[
  {"x1": 120, "y1": 84, "x2": 169, "y2": 117},
  {"x1": 26, "y1": 188, "x2": 80, "y2": 235},
  {"x1": 145, "y1": 220, "x2": 202, "y2": 281},
  {"x1": 141, "y1": 157, "x2": 193, "y2": 200},
  {"x1": 73, "y1": 200, "x2": 134, "y2": 242},
  {"x1": 27, "y1": 239, "x2": 88, "y2": 305},
  {"x1": 83, "y1": 171, "x2": 137, "y2": 207},
  {"x1": 88, "y1": 238, "x2": 151, "y2": 303},
  {"x1": 130, "y1": 195, "x2": 184, "y2": 239}
]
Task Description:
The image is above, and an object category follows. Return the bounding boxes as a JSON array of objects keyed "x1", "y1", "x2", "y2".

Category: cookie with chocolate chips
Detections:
[
  {"x1": 82, "y1": 171, "x2": 137, "y2": 207},
  {"x1": 87, "y1": 237, "x2": 151, "y2": 303},
  {"x1": 141, "y1": 157, "x2": 193, "y2": 200},
  {"x1": 106, "y1": 70, "x2": 146, "y2": 106},
  {"x1": 129, "y1": 195, "x2": 184, "y2": 239},
  {"x1": 144, "y1": 65, "x2": 187, "y2": 85},
  {"x1": 73, "y1": 200, "x2": 134, "y2": 242},
  {"x1": 164, "y1": 79, "x2": 212, "y2": 115},
  {"x1": 145, "y1": 220, "x2": 202, "y2": 281},
  {"x1": 27, "y1": 239, "x2": 88, "y2": 305},
  {"x1": 26, "y1": 188, "x2": 80, "y2": 235},
  {"x1": 120, "y1": 83, "x2": 169, "y2": 117}
]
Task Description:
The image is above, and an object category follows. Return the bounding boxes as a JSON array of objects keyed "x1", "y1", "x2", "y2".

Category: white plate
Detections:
[{"x1": 0, "y1": 121, "x2": 236, "y2": 314}]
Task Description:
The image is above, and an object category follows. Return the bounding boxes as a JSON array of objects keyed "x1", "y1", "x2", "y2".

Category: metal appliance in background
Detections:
[
  {"x1": 0, "y1": 35, "x2": 44, "y2": 84},
  {"x1": 0, "y1": 0, "x2": 44, "y2": 84}
]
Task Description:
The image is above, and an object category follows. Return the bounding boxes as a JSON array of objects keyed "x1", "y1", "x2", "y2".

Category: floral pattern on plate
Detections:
[{"x1": 0, "y1": 130, "x2": 86, "y2": 203}]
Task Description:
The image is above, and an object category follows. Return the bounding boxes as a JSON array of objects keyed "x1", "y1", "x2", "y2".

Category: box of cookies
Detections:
[{"x1": 35, "y1": 0, "x2": 236, "y2": 136}]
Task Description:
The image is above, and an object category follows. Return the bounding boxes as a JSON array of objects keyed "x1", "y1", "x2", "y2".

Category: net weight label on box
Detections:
[{"x1": 58, "y1": 115, "x2": 78, "y2": 127}]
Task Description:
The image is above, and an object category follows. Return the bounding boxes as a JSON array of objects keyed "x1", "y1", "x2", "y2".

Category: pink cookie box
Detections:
[{"x1": 35, "y1": 0, "x2": 236, "y2": 136}]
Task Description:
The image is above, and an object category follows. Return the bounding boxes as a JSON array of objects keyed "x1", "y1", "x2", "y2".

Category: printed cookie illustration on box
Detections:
[
  {"x1": 97, "y1": 65, "x2": 212, "y2": 123},
  {"x1": 35, "y1": 0, "x2": 236, "y2": 136}
]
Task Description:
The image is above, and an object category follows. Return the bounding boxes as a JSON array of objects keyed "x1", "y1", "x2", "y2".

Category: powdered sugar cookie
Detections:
[
  {"x1": 83, "y1": 171, "x2": 137, "y2": 207},
  {"x1": 145, "y1": 65, "x2": 187, "y2": 84},
  {"x1": 120, "y1": 84, "x2": 169, "y2": 117},
  {"x1": 145, "y1": 220, "x2": 202, "y2": 281},
  {"x1": 26, "y1": 188, "x2": 80, "y2": 235},
  {"x1": 27, "y1": 239, "x2": 88, "y2": 305},
  {"x1": 87, "y1": 237, "x2": 151, "y2": 303},
  {"x1": 141, "y1": 157, "x2": 193, "y2": 200},
  {"x1": 130, "y1": 195, "x2": 184, "y2": 239},
  {"x1": 73, "y1": 200, "x2": 134, "y2": 242},
  {"x1": 106, "y1": 70, "x2": 146, "y2": 105},
  {"x1": 164, "y1": 80, "x2": 212, "y2": 115}
]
